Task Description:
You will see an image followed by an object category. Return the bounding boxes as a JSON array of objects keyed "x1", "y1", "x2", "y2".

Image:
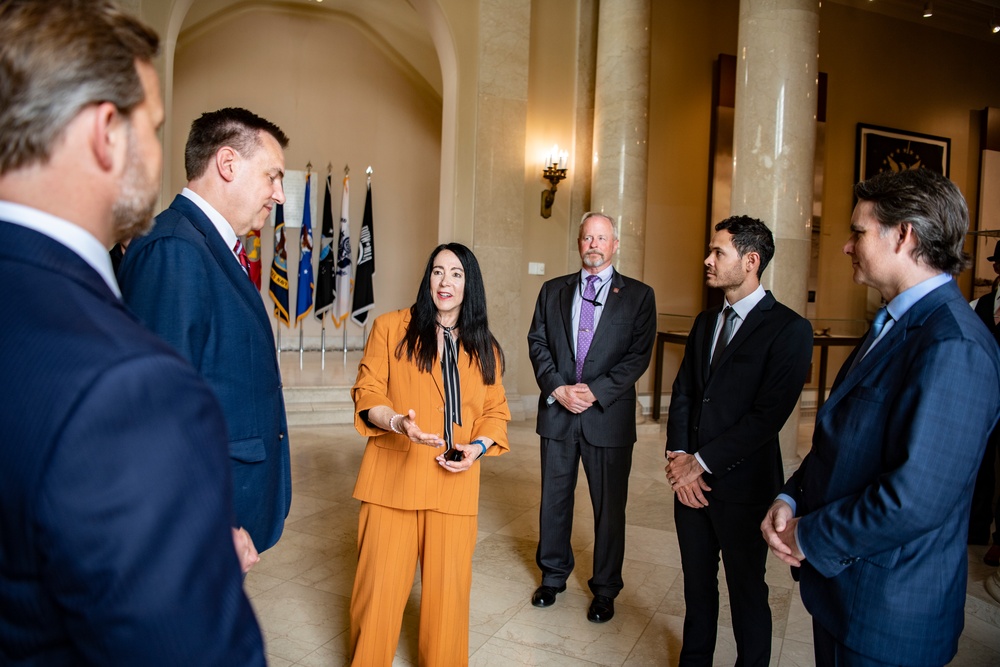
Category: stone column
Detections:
[
  {"x1": 591, "y1": 0, "x2": 651, "y2": 278},
  {"x1": 472, "y1": 0, "x2": 531, "y2": 420},
  {"x1": 731, "y1": 0, "x2": 820, "y2": 464}
]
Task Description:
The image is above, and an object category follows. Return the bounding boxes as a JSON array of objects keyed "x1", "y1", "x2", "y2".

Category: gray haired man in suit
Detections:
[{"x1": 527, "y1": 211, "x2": 656, "y2": 623}]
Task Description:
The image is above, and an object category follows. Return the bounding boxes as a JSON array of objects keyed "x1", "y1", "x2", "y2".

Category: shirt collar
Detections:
[
  {"x1": 724, "y1": 283, "x2": 766, "y2": 321},
  {"x1": 885, "y1": 273, "x2": 952, "y2": 322},
  {"x1": 0, "y1": 200, "x2": 120, "y2": 297},
  {"x1": 181, "y1": 187, "x2": 238, "y2": 252},
  {"x1": 579, "y1": 265, "x2": 614, "y2": 286}
]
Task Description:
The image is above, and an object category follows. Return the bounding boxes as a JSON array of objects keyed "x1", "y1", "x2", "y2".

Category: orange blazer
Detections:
[{"x1": 352, "y1": 309, "x2": 510, "y2": 516}]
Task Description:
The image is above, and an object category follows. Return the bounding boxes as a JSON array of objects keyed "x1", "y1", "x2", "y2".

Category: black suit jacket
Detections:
[
  {"x1": 667, "y1": 291, "x2": 812, "y2": 504},
  {"x1": 528, "y1": 268, "x2": 656, "y2": 446},
  {"x1": 973, "y1": 286, "x2": 1000, "y2": 345}
]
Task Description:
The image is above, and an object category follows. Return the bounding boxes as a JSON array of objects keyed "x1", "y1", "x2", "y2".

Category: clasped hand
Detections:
[
  {"x1": 552, "y1": 384, "x2": 595, "y2": 414},
  {"x1": 664, "y1": 451, "x2": 712, "y2": 508},
  {"x1": 394, "y1": 408, "x2": 476, "y2": 473},
  {"x1": 760, "y1": 500, "x2": 804, "y2": 567}
]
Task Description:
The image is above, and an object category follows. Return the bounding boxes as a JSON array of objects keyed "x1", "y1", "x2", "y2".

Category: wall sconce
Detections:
[{"x1": 540, "y1": 145, "x2": 568, "y2": 219}]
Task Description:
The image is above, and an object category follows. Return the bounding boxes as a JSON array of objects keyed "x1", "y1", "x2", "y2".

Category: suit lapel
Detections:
[
  {"x1": 171, "y1": 197, "x2": 273, "y2": 339},
  {"x1": 820, "y1": 282, "x2": 956, "y2": 418},
  {"x1": 589, "y1": 269, "x2": 625, "y2": 347},
  {"x1": 558, "y1": 274, "x2": 577, "y2": 355},
  {"x1": 699, "y1": 308, "x2": 719, "y2": 383},
  {"x1": 705, "y1": 292, "x2": 775, "y2": 382}
]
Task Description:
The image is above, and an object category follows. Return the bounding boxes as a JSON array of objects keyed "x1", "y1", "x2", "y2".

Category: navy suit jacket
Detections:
[
  {"x1": 784, "y1": 280, "x2": 1000, "y2": 665},
  {"x1": 0, "y1": 221, "x2": 263, "y2": 665},
  {"x1": 667, "y1": 292, "x2": 813, "y2": 504},
  {"x1": 119, "y1": 195, "x2": 291, "y2": 551},
  {"x1": 528, "y1": 268, "x2": 656, "y2": 446}
]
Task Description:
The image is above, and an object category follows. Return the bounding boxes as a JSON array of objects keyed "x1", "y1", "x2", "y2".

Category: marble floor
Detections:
[{"x1": 249, "y1": 354, "x2": 1000, "y2": 665}]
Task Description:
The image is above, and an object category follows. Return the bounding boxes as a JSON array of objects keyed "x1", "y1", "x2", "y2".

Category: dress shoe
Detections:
[
  {"x1": 587, "y1": 595, "x2": 615, "y2": 623},
  {"x1": 985, "y1": 544, "x2": 1000, "y2": 567},
  {"x1": 531, "y1": 584, "x2": 566, "y2": 608}
]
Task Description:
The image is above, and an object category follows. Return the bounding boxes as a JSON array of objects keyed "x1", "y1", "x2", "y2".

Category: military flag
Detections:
[
  {"x1": 295, "y1": 172, "x2": 314, "y2": 325},
  {"x1": 268, "y1": 203, "x2": 290, "y2": 326},
  {"x1": 350, "y1": 175, "x2": 375, "y2": 327},
  {"x1": 314, "y1": 174, "x2": 335, "y2": 320},
  {"x1": 246, "y1": 228, "x2": 262, "y2": 289},
  {"x1": 333, "y1": 174, "x2": 352, "y2": 327}
]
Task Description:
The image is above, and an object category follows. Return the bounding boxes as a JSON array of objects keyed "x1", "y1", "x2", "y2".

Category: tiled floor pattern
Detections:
[{"x1": 249, "y1": 354, "x2": 1000, "y2": 665}]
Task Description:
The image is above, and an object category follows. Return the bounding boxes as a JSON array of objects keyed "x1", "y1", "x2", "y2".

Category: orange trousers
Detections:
[{"x1": 350, "y1": 502, "x2": 478, "y2": 666}]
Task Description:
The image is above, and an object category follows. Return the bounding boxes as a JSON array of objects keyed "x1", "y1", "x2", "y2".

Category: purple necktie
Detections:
[{"x1": 576, "y1": 275, "x2": 599, "y2": 382}]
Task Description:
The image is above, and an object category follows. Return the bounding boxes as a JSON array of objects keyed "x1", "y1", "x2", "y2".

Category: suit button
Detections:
[
  {"x1": 279, "y1": 433, "x2": 284, "y2": 440},
  {"x1": 703, "y1": 398, "x2": 710, "y2": 403},
  {"x1": 693, "y1": 426, "x2": 699, "y2": 432}
]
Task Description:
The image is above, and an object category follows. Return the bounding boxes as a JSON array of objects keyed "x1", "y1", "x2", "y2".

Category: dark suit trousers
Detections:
[
  {"x1": 969, "y1": 423, "x2": 999, "y2": 545},
  {"x1": 812, "y1": 619, "x2": 914, "y2": 667},
  {"x1": 675, "y1": 496, "x2": 771, "y2": 667},
  {"x1": 536, "y1": 427, "x2": 633, "y2": 598}
]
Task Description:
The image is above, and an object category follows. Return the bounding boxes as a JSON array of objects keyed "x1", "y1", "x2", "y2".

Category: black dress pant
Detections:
[
  {"x1": 675, "y1": 495, "x2": 772, "y2": 667},
  {"x1": 535, "y1": 429, "x2": 633, "y2": 598},
  {"x1": 969, "y1": 424, "x2": 999, "y2": 545}
]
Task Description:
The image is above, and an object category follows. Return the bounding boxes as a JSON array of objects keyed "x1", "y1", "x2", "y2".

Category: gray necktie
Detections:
[{"x1": 710, "y1": 306, "x2": 736, "y2": 373}]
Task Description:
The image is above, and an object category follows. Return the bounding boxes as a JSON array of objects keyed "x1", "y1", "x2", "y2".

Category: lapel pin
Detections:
[{"x1": 613, "y1": 287, "x2": 620, "y2": 294}]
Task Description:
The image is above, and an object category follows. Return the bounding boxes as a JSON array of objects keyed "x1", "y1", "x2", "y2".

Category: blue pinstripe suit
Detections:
[{"x1": 785, "y1": 280, "x2": 1000, "y2": 665}]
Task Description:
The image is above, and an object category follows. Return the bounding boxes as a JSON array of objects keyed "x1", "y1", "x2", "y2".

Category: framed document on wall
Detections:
[{"x1": 855, "y1": 123, "x2": 950, "y2": 181}]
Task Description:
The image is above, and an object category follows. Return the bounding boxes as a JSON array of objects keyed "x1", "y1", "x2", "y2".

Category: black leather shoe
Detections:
[
  {"x1": 587, "y1": 595, "x2": 615, "y2": 623},
  {"x1": 530, "y1": 584, "x2": 566, "y2": 607}
]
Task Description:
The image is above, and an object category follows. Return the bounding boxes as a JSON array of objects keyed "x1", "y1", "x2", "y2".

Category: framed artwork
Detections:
[{"x1": 855, "y1": 123, "x2": 950, "y2": 182}]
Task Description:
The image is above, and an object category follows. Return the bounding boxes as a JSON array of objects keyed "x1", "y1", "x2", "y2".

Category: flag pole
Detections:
[
  {"x1": 276, "y1": 324, "x2": 281, "y2": 360},
  {"x1": 343, "y1": 326, "x2": 348, "y2": 365},
  {"x1": 321, "y1": 320, "x2": 326, "y2": 371}
]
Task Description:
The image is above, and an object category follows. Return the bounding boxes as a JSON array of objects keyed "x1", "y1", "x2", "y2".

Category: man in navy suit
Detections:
[
  {"x1": 666, "y1": 216, "x2": 812, "y2": 667},
  {"x1": 119, "y1": 108, "x2": 292, "y2": 557},
  {"x1": 0, "y1": 1, "x2": 264, "y2": 663},
  {"x1": 528, "y1": 212, "x2": 657, "y2": 623},
  {"x1": 762, "y1": 168, "x2": 1000, "y2": 667}
]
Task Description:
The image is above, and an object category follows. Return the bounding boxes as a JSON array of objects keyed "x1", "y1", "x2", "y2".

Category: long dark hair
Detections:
[{"x1": 395, "y1": 243, "x2": 505, "y2": 384}]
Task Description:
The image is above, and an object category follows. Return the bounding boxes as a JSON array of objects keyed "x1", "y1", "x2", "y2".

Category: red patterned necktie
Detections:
[{"x1": 234, "y1": 239, "x2": 251, "y2": 280}]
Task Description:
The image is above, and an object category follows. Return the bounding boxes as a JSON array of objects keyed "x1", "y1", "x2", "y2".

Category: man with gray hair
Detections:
[
  {"x1": 0, "y1": 1, "x2": 264, "y2": 664},
  {"x1": 762, "y1": 168, "x2": 1000, "y2": 666},
  {"x1": 527, "y1": 211, "x2": 656, "y2": 623}
]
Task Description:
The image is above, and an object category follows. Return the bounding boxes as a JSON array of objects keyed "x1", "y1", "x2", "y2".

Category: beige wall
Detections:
[
  {"x1": 645, "y1": 0, "x2": 741, "y2": 393},
  {"x1": 140, "y1": 0, "x2": 1000, "y2": 402},
  {"x1": 813, "y1": 2, "x2": 999, "y2": 372},
  {"x1": 172, "y1": 5, "x2": 442, "y2": 348}
]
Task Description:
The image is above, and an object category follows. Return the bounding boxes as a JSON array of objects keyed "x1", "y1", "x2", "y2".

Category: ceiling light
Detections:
[{"x1": 923, "y1": 2, "x2": 932, "y2": 18}]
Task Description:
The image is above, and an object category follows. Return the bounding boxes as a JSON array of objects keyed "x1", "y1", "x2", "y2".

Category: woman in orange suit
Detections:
[{"x1": 350, "y1": 242, "x2": 510, "y2": 666}]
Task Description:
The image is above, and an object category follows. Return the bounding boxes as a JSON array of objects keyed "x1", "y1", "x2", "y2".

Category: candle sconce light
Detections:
[{"x1": 540, "y1": 145, "x2": 568, "y2": 219}]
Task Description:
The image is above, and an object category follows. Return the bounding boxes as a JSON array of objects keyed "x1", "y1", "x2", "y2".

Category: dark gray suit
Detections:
[
  {"x1": 528, "y1": 268, "x2": 656, "y2": 597},
  {"x1": 668, "y1": 291, "x2": 812, "y2": 666}
]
